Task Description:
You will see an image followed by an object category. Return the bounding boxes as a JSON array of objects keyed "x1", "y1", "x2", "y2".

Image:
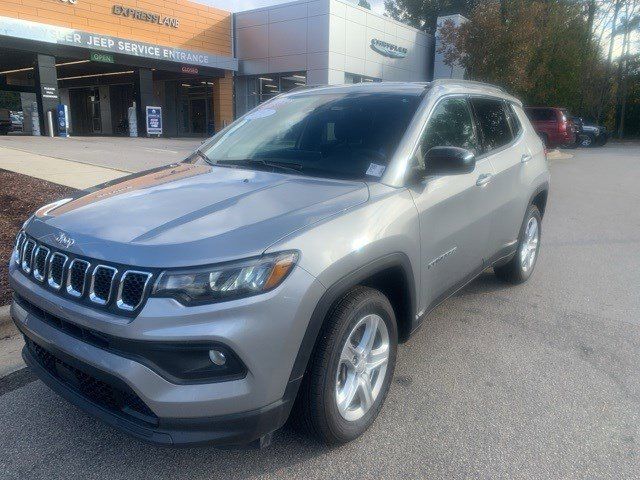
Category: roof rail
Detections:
[{"x1": 431, "y1": 78, "x2": 507, "y2": 93}]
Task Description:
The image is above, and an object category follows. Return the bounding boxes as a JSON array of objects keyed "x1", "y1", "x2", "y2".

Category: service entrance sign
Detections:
[{"x1": 146, "y1": 106, "x2": 162, "y2": 136}]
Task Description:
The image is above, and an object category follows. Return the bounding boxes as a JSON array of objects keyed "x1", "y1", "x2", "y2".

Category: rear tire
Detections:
[
  {"x1": 494, "y1": 204, "x2": 542, "y2": 284},
  {"x1": 293, "y1": 286, "x2": 398, "y2": 445}
]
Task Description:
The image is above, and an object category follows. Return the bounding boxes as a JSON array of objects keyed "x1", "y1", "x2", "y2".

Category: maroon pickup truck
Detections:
[{"x1": 524, "y1": 107, "x2": 576, "y2": 148}]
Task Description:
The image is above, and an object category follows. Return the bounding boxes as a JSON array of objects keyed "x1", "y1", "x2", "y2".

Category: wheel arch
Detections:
[
  {"x1": 529, "y1": 182, "x2": 549, "y2": 218},
  {"x1": 287, "y1": 253, "x2": 416, "y2": 384}
]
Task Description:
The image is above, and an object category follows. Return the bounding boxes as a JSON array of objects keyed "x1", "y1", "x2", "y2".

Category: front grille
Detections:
[
  {"x1": 15, "y1": 234, "x2": 153, "y2": 315},
  {"x1": 27, "y1": 338, "x2": 157, "y2": 425}
]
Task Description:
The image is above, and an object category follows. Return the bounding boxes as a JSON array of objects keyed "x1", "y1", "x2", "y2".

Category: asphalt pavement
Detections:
[{"x1": 1, "y1": 143, "x2": 639, "y2": 479}]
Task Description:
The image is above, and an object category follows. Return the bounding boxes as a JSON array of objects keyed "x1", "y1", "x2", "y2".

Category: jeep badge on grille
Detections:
[{"x1": 54, "y1": 232, "x2": 75, "y2": 249}]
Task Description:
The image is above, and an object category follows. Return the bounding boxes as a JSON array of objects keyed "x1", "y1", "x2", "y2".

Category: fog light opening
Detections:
[{"x1": 209, "y1": 349, "x2": 227, "y2": 366}]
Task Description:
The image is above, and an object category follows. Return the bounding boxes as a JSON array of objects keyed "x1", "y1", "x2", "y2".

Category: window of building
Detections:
[
  {"x1": 235, "y1": 72, "x2": 306, "y2": 117},
  {"x1": 471, "y1": 98, "x2": 513, "y2": 152},
  {"x1": 416, "y1": 97, "x2": 478, "y2": 167},
  {"x1": 345, "y1": 73, "x2": 381, "y2": 84}
]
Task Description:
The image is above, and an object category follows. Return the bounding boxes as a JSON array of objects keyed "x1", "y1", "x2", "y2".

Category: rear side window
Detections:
[
  {"x1": 506, "y1": 103, "x2": 523, "y2": 136},
  {"x1": 471, "y1": 98, "x2": 513, "y2": 152}
]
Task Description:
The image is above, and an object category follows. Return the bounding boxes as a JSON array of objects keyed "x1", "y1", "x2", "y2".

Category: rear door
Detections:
[
  {"x1": 471, "y1": 99, "x2": 529, "y2": 258},
  {"x1": 409, "y1": 95, "x2": 495, "y2": 308}
]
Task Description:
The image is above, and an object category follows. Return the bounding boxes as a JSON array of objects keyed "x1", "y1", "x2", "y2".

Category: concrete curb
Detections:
[{"x1": 547, "y1": 149, "x2": 574, "y2": 161}]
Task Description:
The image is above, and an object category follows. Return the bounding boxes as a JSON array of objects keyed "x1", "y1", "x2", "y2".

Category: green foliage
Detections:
[
  {"x1": 358, "y1": 0, "x2": 372, "y2": 9},
  {"x1": 438, "y1": 0, "x2": 607, "y2": 120},
  {"x1": 384, "y1": 0, "x2": 480, "y2": 33}
]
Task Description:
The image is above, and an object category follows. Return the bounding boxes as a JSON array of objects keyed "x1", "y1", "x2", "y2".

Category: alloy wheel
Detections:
[
  {"x1": 519, "y1": 216, "x2": 539, "y2": 273},
  {"x1": 335, "y1": 314, "x2": 390, "y2": 422}
]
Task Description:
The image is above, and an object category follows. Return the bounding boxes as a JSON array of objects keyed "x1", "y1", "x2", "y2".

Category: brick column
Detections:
[{"x1": 212, "y1": 71, "x2": 234, "y2": 132}]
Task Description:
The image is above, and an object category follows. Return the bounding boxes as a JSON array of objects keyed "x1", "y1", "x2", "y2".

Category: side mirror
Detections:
[{"x1": 425, "y1": 146, "x2": 476, "y2": 176}]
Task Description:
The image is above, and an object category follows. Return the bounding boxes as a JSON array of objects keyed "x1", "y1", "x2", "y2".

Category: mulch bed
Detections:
[{"x1": 0, "y1": 169, "x2": 78, "y2": 306}]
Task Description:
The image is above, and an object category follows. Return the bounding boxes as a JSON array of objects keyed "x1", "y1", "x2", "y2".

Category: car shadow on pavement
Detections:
[{"x1": 454, "y1": 271, "x2": 513, "y2": 297}]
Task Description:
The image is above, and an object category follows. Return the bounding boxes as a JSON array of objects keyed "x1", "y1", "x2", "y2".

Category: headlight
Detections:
[{"x1": 151, "y1": 251, "x2": 299, "y2": 305}]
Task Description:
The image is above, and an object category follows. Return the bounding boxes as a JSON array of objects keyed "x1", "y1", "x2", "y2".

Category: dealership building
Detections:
[{"x1": 0, "y1": 0, "x2": 449, "y2": 137}]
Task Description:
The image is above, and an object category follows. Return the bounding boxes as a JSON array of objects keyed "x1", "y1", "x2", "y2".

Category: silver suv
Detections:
[{"x1": 9, "y1": 80, "x2": 549, "y2": 447}]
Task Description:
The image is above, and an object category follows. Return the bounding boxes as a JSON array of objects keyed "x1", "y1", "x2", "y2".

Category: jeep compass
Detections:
[{"x1": 9, "y1": 80, "x2": 550, "y2": 446}]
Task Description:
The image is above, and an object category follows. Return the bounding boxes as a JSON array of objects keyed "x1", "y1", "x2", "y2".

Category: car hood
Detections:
[{"x1": 26, "y1": 163, "x2": 369, "y2": 268}]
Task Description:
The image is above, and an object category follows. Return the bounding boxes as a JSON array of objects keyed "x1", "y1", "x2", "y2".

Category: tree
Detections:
[
  {"x1": 358, "y1": 0, "x2": 372, "y2": 9},
  {"x1": 439, "y1": 1, "x2": 609, "y2": 111},
  {"x1": 384, "y1": 0, "x2": 480, "y2": 33}
]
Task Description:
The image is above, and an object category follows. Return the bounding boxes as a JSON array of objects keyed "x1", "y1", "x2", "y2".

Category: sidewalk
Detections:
[
  {"x1": 0, "y1": 146, "x2": 126, "y2": 189},
  {"x1": 0, "y1": 136, "x2": 198, "y2": 173},
  {"x1": 0, "y1": 308, "x2": 23, "y2": 380}
]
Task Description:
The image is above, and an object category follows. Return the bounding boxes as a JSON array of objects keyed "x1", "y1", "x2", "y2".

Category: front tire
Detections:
[
  {"x1": 494, "y1": 204, "x2": 542, "y2": 284},
  {"x1": 579, "y1": 133, "x2": 595, "y2": 148},
  {"x1": 294, "y1": 286, "x2": 398, "y2": 445}
]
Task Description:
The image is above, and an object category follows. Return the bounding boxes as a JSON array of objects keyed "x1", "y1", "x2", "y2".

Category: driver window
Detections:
[{"x1": 415, "y1": 97, "x2": 479, "y2": 169}]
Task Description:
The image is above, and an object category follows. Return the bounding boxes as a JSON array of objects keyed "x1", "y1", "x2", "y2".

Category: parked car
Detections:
[
  {"x1": 573, "y1": 117, "x2": 608, "y2": 147},
  {"x1": 0, "y1": 108, "x2": 12, "y2": 135},
  {"x1": 524, "y1": 106, "x2": 577, "y2": 148},
  {"x1": 9, "y1": 80, "x2": 549, "y2": 447},
  {"x1": 10, "y1": 112, "x2": 23, "y2": 133}
]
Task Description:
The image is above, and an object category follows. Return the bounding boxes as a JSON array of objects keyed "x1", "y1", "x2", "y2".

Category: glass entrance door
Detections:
[
  {"x1": 189, "y1": 97, "x2": 207, "y2": 135},
  {"x1": 177, "y1": 82, "x2": 214, "y2": 137}
]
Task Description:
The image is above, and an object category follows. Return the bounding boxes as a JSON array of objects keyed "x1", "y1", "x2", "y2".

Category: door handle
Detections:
[
  {"x1": 476, "y1": 173, "x2": 493, "y2": 187},
  {"x1": 521, "y1": 153, "x2": 532, "y2": 163}
]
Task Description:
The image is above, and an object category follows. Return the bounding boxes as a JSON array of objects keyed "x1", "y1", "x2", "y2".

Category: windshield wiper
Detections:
[
  {"x1": 194, "y1": 149, "x2": 212, "y2": 165},
  {"x1": 216, "y1": 159, "x2": 304, "y2": 175}
]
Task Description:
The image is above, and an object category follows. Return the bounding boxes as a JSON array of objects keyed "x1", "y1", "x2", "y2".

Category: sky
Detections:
[{"x1": 199, "y1": 0, "x2": 386, "y2": 15}]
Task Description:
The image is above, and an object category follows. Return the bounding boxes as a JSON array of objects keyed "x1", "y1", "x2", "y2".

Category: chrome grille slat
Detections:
[
  {"x1": 117, "y1": 271, "x2": 152, "y2": 311},
  {"x1": 48, "y1": 252, "x2": 68, "y2": 290},
  {"x1": 14, "y1": 232, "x2": 26, "y2": 265},
  {"x1": 89, "y1": 265, "x2": 118, "y2": 305},
  {"x1": 66, "y1": 259, "x2": 90, "y2": 298},
  {"x1": 21, "y1": 239, "x2": 36, "y2": 274},
  {"x1": 32, "y1": 246, "x2": 50, "y2": 282}
]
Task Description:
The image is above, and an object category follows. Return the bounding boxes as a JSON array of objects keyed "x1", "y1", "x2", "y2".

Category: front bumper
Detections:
[
  {"x1": 20, "y1": 334, "x2": 296, "y2": 446},
  {"x1": 9, "y1": 262, "x2": 325, "y2": 445}
]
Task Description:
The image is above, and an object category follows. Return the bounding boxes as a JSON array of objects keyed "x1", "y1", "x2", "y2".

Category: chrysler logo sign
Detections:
[{"x1": 370, "y1": 39, "x2": 408, "y2": 59}]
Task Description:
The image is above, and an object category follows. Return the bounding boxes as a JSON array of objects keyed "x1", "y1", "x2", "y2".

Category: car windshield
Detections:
[{"x1": 197, "y1": 91, "x2": 421, "y2": 180}]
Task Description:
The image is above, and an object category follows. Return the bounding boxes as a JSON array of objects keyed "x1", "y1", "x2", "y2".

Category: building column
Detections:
[
  {"x1": 212, "y1": 71, "x2": 234, "y2": 133},
  {"x1": 134, "y1": 68, "x2": 155, "y2": 136},
  {"x1": 35, "y1": 54, "x2": 59, "y2": 136}
]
